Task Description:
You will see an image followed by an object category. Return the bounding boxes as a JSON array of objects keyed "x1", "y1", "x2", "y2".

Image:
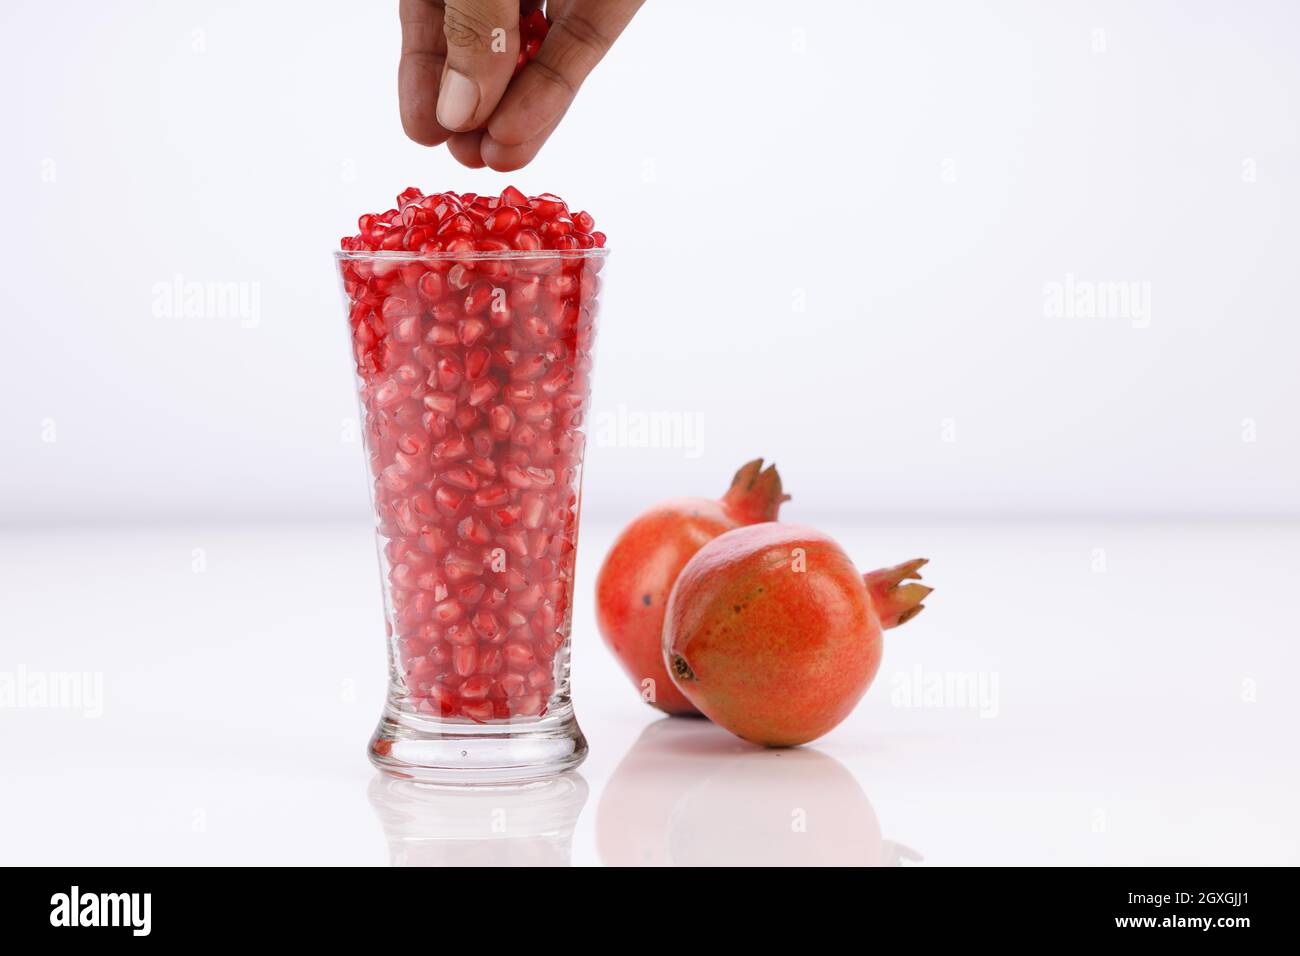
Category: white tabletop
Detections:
[{"x1": 2, "y1": 517, "x2": 1295, "y2": 866}]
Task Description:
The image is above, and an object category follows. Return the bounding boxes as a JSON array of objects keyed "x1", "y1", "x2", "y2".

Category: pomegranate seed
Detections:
[
  {"x1": 464, "y1": 347, "x2": 491, "y2": 379},
  {"x1": 457, "y1": 514, "x2": 492, "y2": 544},
  {"x1": 497, "y1": 531, "x2": 529, "y2": 559},
  {"x1": 432, "y1": 433, "x2": 469, "y2": 461},
  {"x1": 467, "y1": 455, "x2": 497, "y2": 479},
  {"x1": 453, "y1": 645, "x2": 478, "y2": 677},
  {"x1": 504, "y1": 642, "x2": 536, "y2": 671},
  {"x1": 514, "y1": 584, "x2": 544, "y2": 612},
  {"x1": 485, "y1": 206, "x2": 521, "y2": 234},
  {"x1": 448, "y1": 401, "x2": 473, "y2": 425},
  {"x1": 457, "y1": 580, "x2": 486, "y2": 605},
  {"x1": 526, "y1": 466, "x2": 556, "y2": 486},
  {"x1": 417, "y1": 271, "x2": 444, "y2": 302},
  {"x1": 434, "y1": 599, "x2": 463, "y2": 623},
  {"x1": 434, "y1": 356, "x2": 463, "y2": 391},
  {"x1": 521, "y1": 492, "x2": 547, "y2": 529},
  {"x1": 499, "y1": 672, "x2": 528, "y2": 698},
  {"x1": 445, "y1": 237, "x2": 475, "y2": 257},
  {"x1": 471, "y1": 610, "x2": 501, "y2": 640},
  {"x1": 522, "y1": 399, "x2": 553, "y2": 423},
  {"x1": 424, "y1": 326, "x2": 457, "y2": 350},
  {"x1": 443, "y1": 550, "x2": 483, "y2": 581},
  {"x1": 437, "y1": 213, "x2": 474, "y2": 239},
  {"x1": 374, "y1": 380, "x2": 404, "y2": 407},
  {"x1": 423, "y1": 683, "x2": 459, "y2": 715},
  {"x1": 500, "y1": 185, "x2": 529, "y2": 206},
  {"x1": 434, "y1": 486, "x2": 465, "y2": 516},
  {"x1": 467, "y1": 378, "x2": 499, "y2": 407},
  {"x1": 512, "y1": 228, "x2": 543, "y2": 251},
  {"x1": 473, "y1": 485, "x2": 510, "y2": 508},
  {"x1": 407, "y1": 653, "x2": 438, "y2": 682},
  {"x1": 461, "y1": 700, "x2": 494, "y2": 722},
  {"x1": 447, "y1": 262, "x2": 472, "y2": 290},
  {"x1": 390, "y1": 563, "x2": 419, "y2": 590},
  {"x1": 444, "y1": 622, "x2": 476, "y2": 646},
  {"x1": 459, "y1": 316, "x2": 488, "y2": 344},
  {"x1": 423, "y1": 391, "x2": 457, "y2": 415},
  {"x1": 531, "y1": 195, "x2": 566, "y2": 219},
  {"x1": 501, "y1": 463, "x2": 532, "y2": 489},
  {"x1": 511, "y1": 354, "x2": 549, "y2": 381},
  {"x1": 479, "y1": 647, "x2": 504, "y2": 673},
  {"x1": 511, "y1": 693, "x2": 543, "y2": 717},
  {"x1": 442, "y1": 466, "x2": 479, "y2": 492},
  {"x1": 488, "y1": 404, "x2": 515, "y2": 436},
  {"x1": 488, "y1": 505, "x2": 521, "y2": 530},
  {"x1": 457, "y1": 675, "x2": 491, "y2": 700}
]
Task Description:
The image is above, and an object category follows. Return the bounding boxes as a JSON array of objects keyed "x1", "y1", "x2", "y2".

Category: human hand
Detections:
[{"x1": 398, "y1": 0, "x2": 644, "y2": 170}]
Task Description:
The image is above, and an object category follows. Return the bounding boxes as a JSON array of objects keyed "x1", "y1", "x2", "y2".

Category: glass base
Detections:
[{"x1": 369, "y1": 702, "x2": 588, "y2": 785}]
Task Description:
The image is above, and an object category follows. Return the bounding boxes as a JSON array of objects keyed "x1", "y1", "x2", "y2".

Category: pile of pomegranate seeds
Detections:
[
  {"x1": 340, "y1": 185, "x2": 605, "y2": 256},
  {"x1": 338, "y1": 187, "x2": 605, "y2": 722}
]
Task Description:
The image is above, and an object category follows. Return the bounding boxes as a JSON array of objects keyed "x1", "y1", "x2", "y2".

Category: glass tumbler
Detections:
[{"x1": 334, "y1": 246, "x2": 605, "y2": 784}]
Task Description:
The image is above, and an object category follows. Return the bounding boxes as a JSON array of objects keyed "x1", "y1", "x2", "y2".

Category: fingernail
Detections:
[{"x1": 437, "y1": 69, "x2": 479, "y2": 130}]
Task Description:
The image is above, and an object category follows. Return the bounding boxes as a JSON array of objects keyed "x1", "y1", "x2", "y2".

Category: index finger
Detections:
[{"x1": 484, "y1": 0, "x2": 643, "y2": 149}]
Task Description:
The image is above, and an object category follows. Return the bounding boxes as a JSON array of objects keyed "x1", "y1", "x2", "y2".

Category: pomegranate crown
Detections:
[
  {"x1": 721, "y1": 458, "x2": 791, "y2": 524},
  {"x1": 865, "y1": 558, "x2": 933, "y2": 629}
]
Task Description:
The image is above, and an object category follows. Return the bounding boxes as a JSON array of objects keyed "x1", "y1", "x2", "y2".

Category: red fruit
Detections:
[
  {"x1": 595, "y1": 459, "x2": 791, "y2": 716},
  {"x1": 663, "y1": 523, "x2": 931, "y2": 747}
]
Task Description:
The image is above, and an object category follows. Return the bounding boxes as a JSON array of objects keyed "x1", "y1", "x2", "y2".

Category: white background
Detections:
[
  {"x1": 2, "y1": 1, "x2": 1299, "y2": 867},
  {"x1": 3, "y1": 0, "x2": 1298, "y2": 521}
]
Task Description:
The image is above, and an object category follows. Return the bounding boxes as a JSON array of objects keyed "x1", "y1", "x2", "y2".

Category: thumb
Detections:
[{"x1": 438, "y1": 0, "x2": 520, "y2": 132}]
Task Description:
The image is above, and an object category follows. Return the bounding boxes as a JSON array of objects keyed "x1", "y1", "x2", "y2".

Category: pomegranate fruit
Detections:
[
  {"x1": 338, "y1": 187, "x2": 604, "y2": 722},
  {"x1": 595, "y1": 460, "x2": 791, "y2": 715},
  {"x1": 663, "y1": 523, "x2": 931, "y2": 746}
]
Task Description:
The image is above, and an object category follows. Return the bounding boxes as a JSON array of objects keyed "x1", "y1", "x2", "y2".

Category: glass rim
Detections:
[{"x1": 334, "y1": 247, "x2": 609, "y2": 262}]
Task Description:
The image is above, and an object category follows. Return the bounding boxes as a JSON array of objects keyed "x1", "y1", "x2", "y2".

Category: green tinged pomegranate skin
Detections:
[
  {"x1": 595, "y1": 460, "x2": 790, "y2": 715},
  {"x1": 663, "y1": 523, "x2": 930, "y2": 746}
]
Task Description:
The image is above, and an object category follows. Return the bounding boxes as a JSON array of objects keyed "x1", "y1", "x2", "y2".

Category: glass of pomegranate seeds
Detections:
[{"x1": 336, "y1": 186, "x2": 606, "y2": 784}]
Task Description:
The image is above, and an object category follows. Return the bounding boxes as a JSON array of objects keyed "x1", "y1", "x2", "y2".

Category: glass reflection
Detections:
[{"x1": 369, "y1": 773, "x2": 589, "y2": 866}]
